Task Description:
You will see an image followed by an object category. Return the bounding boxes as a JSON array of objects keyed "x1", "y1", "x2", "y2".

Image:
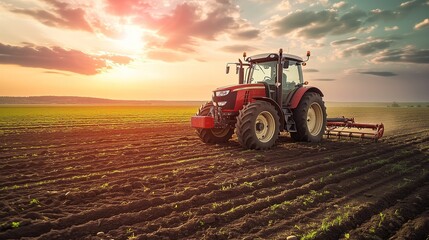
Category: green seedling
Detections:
[
  {"x1": 128, "y1": 233, "x2": 136, "y2": 240},
  {"x1": 29, "y1": 198, "x2": 40, "y2": 205},
  {"x1": 378, "y1": 212, "x2": 385, "y2": 227},
  {"x1": 221, "y1": 184, "x2": 232, "y2": 191},
  {"x1": 302, "y1": 230, "x2": 317, "y2": 240},
  {"x1": 11, "y1": 221, "x2": 20, "y2": 228}
]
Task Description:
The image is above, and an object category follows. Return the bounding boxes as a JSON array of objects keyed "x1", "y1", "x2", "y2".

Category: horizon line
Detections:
[{"x1": 0, "y1": 95, "x2": 428, "y2": 103}]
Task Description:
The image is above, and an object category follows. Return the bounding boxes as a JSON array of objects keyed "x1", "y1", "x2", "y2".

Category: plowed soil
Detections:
[{"x1": 0, "y1": 106, "x2": 428, "y2": 240}]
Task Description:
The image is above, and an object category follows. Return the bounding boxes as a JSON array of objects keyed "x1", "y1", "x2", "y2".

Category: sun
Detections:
[{"x1": 115, "y1": 25, "x2": 145, "y2": 54}]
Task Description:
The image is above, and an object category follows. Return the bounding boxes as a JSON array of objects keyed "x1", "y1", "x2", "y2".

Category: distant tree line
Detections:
[
  {"x1": 388, "y1": 102, "x2": 428, "y2": 108},
  {"x1": 390, "y1": 102, "x2": 400, "y2": 107}
]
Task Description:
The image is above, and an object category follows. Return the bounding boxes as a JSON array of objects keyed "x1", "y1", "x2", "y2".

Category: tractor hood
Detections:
[
  {"x1": 214, "y1": 83, "x2": 265, "y2": 93},
  {"x1": 212, "y1": 83, "x2": 267, "y2": 112}
]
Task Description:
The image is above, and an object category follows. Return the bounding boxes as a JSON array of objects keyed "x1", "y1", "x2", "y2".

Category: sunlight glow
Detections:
[
  {"x1": 115, "y1": 25, "x2": 145, "y2": 54},
  {"x1": 103, "y1": 64, "x2": 139, "y2": 81}
]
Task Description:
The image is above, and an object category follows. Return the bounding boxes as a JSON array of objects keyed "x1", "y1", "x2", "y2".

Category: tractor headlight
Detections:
[
  {"x1": 215, "y1": 90, "x2": 230, "y2": 97},
  {"x1": 217, "y1": 101, "x2": 227, "y2": 107}
]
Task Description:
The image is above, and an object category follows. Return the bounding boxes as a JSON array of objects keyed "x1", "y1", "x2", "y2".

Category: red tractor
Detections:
[{"x1": 191, "y1": 49, "x2": 383, "y2": 149}]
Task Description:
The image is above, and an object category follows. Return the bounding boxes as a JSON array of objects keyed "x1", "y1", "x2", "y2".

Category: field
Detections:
[{"x1": 0, "y1": 105, "x2": 428, "y2": 240}]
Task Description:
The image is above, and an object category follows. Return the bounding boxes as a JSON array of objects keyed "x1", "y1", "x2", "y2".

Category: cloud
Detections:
[
  {"x1": 414, "y1": 18, "x2": 429, "y2": 30},
  {"x1": 342, "y1": 39, "x2": 393, "y2": 57},
  {"x1": 366, "y1": 9, "x2": 400, "y2": 23},
  {"x1": 6, "y1": 0, "x2": 259, "y2": 59},
  {"x1": 373, "y1": 47, "x2": 429, "y2": 64},
  {"x1": 385, "y1": 26, "x2": 399, "y2": 31},
  {"x1": 104, "y1": 0, "x2": 151, "y2": 16},
  {"x1": 267, "y1": 9, "x2": 366, "y2": 39},
  {"x1": 44, "y1": 71, "x2": 71, "y2": 76},
  {"x1": 10, "y1": 0, "x2": 93, "y2": 32},
  {"x1": 303, "y1": 69, "x2": 319, "y2": 72},
  {"x1": 277, "y1": 0, "x2": 291, "y2": 10},
  {"x1": 220, "y1": 45, "x2": 258, "y2": 53},
  {"x1": 0, "y1": 42, "x2": 132, "y2": 75},
  {"x1": 346, "y1": 68, "x2": 398, "y2": 77},
  {"x1": 359, "y1": 71, "x2": 397, "y2": 77},
  {"x1": 138, "y1": 1, "x2": 245, "y2": 52},
  {"x1": 232, "y1": 29, "x2": 260, "y2": 40},
  {"x1": 103, "y1": 0, "x2": 259, "y2": 50},
  {"x1": 400, "y1": 0, "x2": 417, "y2": 8},
  {"x1": 330, "y1": 37, "x2": 359, "y2": 46},
  {"x1": 366, "y1": 0, "x2": 429, "y2": 23},
  {"x1": 332, "y1": 1, "x2": 347, "y2": 9},
  {"x1": 400, "y1": 0, "x2": 427, "y2": 11},
  {"x1": 357, "y1": 24, "x2": 378, "y2": 34}
]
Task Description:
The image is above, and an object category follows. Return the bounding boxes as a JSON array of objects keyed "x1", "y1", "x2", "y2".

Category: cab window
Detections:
[
  {"x1": 249, "y1": 61, "x2": 277, "y2": 84},
  {"x1": 282, "y1": 61, "x2": 301, "y2": 90}
]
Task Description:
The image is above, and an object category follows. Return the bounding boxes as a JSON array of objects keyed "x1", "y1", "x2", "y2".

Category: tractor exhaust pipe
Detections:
[{"x1": 277, "y1": 48, "x2": 283, "y2": 109}]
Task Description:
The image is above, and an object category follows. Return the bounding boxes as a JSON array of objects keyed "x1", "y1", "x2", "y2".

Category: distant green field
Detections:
[
  {"x1": 0, "y1": 106, "x2": 198, "y2": 130},
  {"x1": 1, "y1": 104, "x2": 428, "y2": 136}
]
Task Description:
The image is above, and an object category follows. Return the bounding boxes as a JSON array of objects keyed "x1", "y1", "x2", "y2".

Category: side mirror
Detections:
[
  {"x1": 283, "y1": 60, "x2": 289, "y2": 69},
  {"x1": 226, "y1": 65, "x2": 230, "y2": 74}
]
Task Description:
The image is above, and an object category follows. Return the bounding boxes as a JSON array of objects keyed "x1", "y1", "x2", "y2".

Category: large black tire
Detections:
[
  {"x1": 236, "y1": 101, "x2": 280, "y2": 150},
  {"x1": 291, "y1": 92, "x2": 327, "y2": 142},
  {"x1": 196, "y1": 102, "x2": 234, "y2": 143}
]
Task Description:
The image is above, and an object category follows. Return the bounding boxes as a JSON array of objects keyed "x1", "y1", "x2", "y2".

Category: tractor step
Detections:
[{"x1": 283, "y1": 109, "x2": 296, "y2": 132}]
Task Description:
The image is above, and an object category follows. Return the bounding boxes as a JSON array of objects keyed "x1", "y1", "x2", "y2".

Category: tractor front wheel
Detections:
[
  {"x1": 291, "y1": 92, "x2": 326, "y2": 142},
  {"x1": 196, "y1": 102, "x2": 234, "y2": 143},
  {"x1": 236, "y1": 101, "x2": 280, "y2": 150}
]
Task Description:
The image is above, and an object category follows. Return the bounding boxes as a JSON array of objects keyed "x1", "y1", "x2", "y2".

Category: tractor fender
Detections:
[
  {"x1": 252, "y1": 97, "x2": 285, "y2": 130},
  {"x1": 288, "y1": 87, "x2": 324, "y2": 109}
]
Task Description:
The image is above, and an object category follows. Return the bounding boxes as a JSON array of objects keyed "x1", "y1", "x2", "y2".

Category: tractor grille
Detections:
[
  {"x1": 212, "y1": 91, "x2": 237, "y2": 110},
  {"x1": 243, "y1": 90, "x2": 250, "y2": 105}
]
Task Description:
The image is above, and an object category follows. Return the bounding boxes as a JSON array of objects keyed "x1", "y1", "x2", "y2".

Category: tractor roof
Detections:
[{"x1": 246, "y1": 53, "x2": 303, "y2": 63}]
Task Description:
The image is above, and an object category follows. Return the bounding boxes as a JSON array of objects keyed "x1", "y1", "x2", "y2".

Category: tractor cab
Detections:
[
  {"x1": 244, "y1": 53, "x2": 304, "y2": 106},
  {"x1": 225, "y1": 52, "x2": 310, "y2": 109}
]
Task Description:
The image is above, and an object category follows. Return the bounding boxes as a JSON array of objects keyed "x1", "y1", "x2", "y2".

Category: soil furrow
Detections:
[
  {"x1": 254, "y1": 156, "x2": 429, "y2": 239},
  {"x1": 1, "y1": 108, "x2": 427, "y2": 240},
  {"x1": 181, "y1": 146, "x2": 427, "y2": 239},
  {"x1": 103, "y1": 135, "x2": 424, "y2": 238}
]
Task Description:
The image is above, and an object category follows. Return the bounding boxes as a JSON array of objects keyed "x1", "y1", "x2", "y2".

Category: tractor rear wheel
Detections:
[
  {"x1": 291, "y1": 92, "x2": 326, "y2": 142},
  {"x1": 196, "y1": 102, "x2": 234, "y2": 143},
  {"x1": 236, "y1": 101, "x2": 280, "y2": 150}
]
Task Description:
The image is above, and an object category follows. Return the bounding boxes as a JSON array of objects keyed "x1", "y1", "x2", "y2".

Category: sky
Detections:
[{"x1": 0, "y1": 0, "x2": 428, "y2": 102}]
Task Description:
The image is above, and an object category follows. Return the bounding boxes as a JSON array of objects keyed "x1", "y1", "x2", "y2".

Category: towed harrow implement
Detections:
[{"x1": 325, "y1": 117, "x2": 384, "y2": 141}]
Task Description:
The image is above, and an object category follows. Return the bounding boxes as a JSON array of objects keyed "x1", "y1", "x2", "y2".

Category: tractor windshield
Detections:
[
  {"x1": 248, "y1": 61, "x2": 277, "y2": 84},
  {"x1": 247, "y1": 60, "x2": 303, "y2": 88}
]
